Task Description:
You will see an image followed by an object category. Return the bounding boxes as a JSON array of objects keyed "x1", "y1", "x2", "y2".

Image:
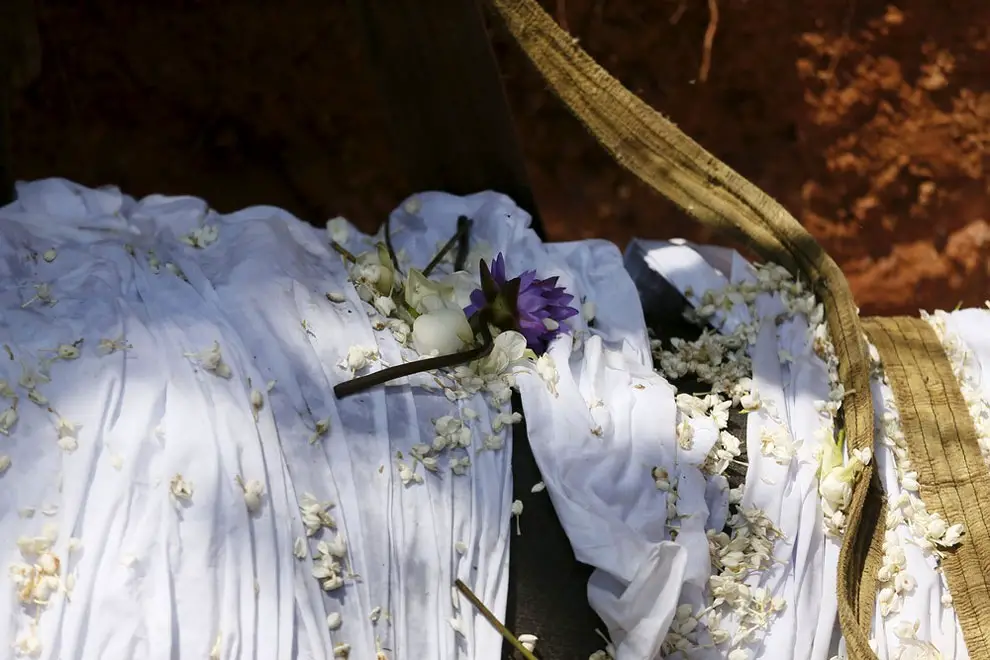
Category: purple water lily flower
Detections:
[{"x1": 464, "y1": 253, "x2": 579, "y2": 354}]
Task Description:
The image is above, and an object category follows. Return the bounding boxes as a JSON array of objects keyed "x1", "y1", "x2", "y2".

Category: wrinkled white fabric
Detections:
[
  {"x1": 0, "y1": 179, "x2": 687, "y2": 660},
  {"x1": 627, "y1": 238, "x2": 977, "y2": 660}
]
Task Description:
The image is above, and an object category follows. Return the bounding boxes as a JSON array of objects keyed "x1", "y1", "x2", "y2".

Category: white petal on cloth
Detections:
[{"x1": 0, "y1": 179, "x2": 692, "y2": 660}]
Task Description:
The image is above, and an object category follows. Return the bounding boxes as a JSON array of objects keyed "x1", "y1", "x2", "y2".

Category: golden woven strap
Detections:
[
  {"x1": 863, "y1": 316, "x2": 990, "y2": 656},
  {"x1": 489, "y1": 0, "x2": 881, "y2": 656}
]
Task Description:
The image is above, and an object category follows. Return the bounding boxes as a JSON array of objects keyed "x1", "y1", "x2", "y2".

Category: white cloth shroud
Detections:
[
  {"x1": 0, "y1": 179, "x2": 688, "y2": 660},
  {"x1": 627, "y1": 238, "x2": 978, "y2": 660}
]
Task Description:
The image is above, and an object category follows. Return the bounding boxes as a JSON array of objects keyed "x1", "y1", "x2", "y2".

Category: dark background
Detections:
[{"x1": 9, "y1": 0, "x2": 990, "y2": 314}]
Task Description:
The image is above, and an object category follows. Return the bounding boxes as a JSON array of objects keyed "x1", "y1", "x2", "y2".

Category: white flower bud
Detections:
[{"x1": 412, "y1": 309, "x2": 473, "y2": 357}]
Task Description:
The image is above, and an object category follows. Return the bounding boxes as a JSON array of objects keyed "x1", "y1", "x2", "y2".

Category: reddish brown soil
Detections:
[{"x1": 10, "y1": 0, "x2": 990, "y2": 315}]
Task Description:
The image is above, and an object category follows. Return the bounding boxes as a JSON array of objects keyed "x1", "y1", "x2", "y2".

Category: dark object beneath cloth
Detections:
[{"x1": 504, "y1": 265, "x2": 747, "y2": 659}]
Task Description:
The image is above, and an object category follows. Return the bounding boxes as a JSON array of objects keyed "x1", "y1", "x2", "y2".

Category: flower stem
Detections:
[
  {"x1": 454, "y1": 579, "x2": 537, "y2": 660},
  {"x1": 423, "y1": 216, "x2": 473, "y2": 277},
  {"x1": 329, "y1": 241, "x2": 357, "y2": 263},
  {"x1": 333, "y1": 320, "x2": 493, "y2": 399},
  {"x1": 384, "y1": 215, "x2": 402, "y2": 274}
]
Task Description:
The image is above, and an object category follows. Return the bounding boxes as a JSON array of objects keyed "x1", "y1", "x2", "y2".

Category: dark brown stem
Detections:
[
  {"x1": 329, "y1": 241, "x2": 357, "y2": 263},
  {"x1": 423, "y1": 216, "x2": 473, "y2": 277},
  {"x1": 454, "y1": 215, "x2": 472, "y2": 271},
  {"x1": 384, "y1": 215, "x2": 402, "y2": 274},
  {"x1": 334, "y1": 320, "x2": 493, "y2": 399}
]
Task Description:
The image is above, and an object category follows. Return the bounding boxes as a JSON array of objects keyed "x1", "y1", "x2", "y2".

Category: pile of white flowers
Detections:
[{"x1": 647, "y1": 260, "x2": 855, "y2": 659}]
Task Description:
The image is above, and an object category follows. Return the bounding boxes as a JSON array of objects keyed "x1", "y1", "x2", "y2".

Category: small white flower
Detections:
[
  {"x1": 454, "y1": 541, "x2": 468, "y2": 555},
  {"x1": 326, "y1": 291, "x2": 347, "y2": 304},
  {"x1": 98, "y1": 335, "x2": 132, "y2": 354},
  {"x1": 481, "y1": 433, "x2": 504, "y2": 451},
  {"x1": 23, "y1": 282, "x2": 57, "y2": 307},
  {"x1": 450, "y1": 455, "x2": 471, "y2": 476},
  {"x1": 170, "y1": 474, "x2": 194, "y2": 502},
  {"x1": 239, "y1": 477, "x2": 265, "y2": 512},
  {"x1": 0, "y1": 454, "x2": 10, "y2": 474},
  {"x1": 582, "y1": 301, "x2": 596, "y2": 323},
  {"x1": 536, "y1": 354, "x2": 559, "y2": 396},
  {"x1": 373, "y1": 296, "x2": 396, "y2": 317},
  {"x1": 326, "y1": 216, "x2": 350, "y2": 245},
  {"x1": 519, "y1": 633, "x2": 538, "y2": 653},
  {"x1": 339, "y1": 345, "x2": 379, "y2": 372},
  {"x1": 13, "y1": 623, "x2": 42, "y2": 657},
  {"x1": 180, "y1": 225, "x2": 220, "y2": 249},
  {"x1": 0, "y1": 405, "x2": 18, "y2": 435},
  {"x1": 27, "y1": 389, "x2": 47, "y2": 406},
  {"x1": 531, "y1": 481, "x2": 546, "y2": 493},
  {"x1": 309, "y1": 417, "x2": 331, "y2": 444},
  {"x1": 369, "y1": 606, "x2": 382, "y2": 623},
  {"x1": 397, "y1": 460, "x2": 423, "y2": 486},
  {"x1": 511, "y1": 499, "x2": 524, "y2": 536},
  {"x1": 333, "y1": 642, "x2": 351, "y2": 657},
  {"x1": 210, "y1": 632, "x2": 222, "y2": 660},
  {"x1": 327, "y1": 612, "x2": 342, "y2": 630},
  {"x1": 939, "y1": 523, "x2": 965, "y2": 547},
  {"x1": 293, "y1": 537, "x2": 307, "y2": 560},
  {"x1": 492, "y1": 411, "x2": 523, "y2": 432},
  {"x1": 250, "y1": 389, "x2": 264, "y2": 421},
  {"x1": 185, "y1": 341, "x2": 232, "y2": 379},
  {"x1": 43, "y1": 249, "x2": 57, "y2": 263},
  {"x1": 652, "y1": 466, "x2": 671, "y2": 491},
  {"x1": 324, "y1": 534, "x2": 348, "y2": 558}
]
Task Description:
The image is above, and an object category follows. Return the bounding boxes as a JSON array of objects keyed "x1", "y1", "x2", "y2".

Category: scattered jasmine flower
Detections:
[
  {"x1": 536, "y1": 353, "x2": 559, "y2": 396},
  {"x1": 449, "y1": 455, "x2": 471, "y2": 476},
  {"x1": 326, "y1": 291, "x2": 347, "y2": 303},
  {"x1": 531, "y1": 481, "x2": 546, "y2": 493},
  {"x1": 309, "y1": 417, "x2": 331, "y2": 444},
  {"x1": 98, "y1": 335, "x2": 132, "y2": 355},
  {"x1": 13, "y1": 622, "x2": 42, "y2": 657},
  {"x1": 333, "y1": 643, "x2": 351, "y2": 658},
  {"x1": 180, "y1": 225, "x2": 220, "y2": 249},
  {"x1": 184, "y1": 341, "x2": 232, "y2": 379},
  {"x1": 338, "y1": 345, "x2": 379, "y2": 373},
  {"x1": 369, "y1": 606, "x2": 382, "y2": 623},
  {"x1": 23, "y1": 282, "x2": 57, "y2": 307},
  {"x1": 0, "y1": 454, "x2": 10, "y2": 474},
  {"x1": 511, "y1": 499, "x2": 524, "y2": 536},
  {"x1": 237, "y1": 476, "x2": 265, "y2": 513},
  {"x1": 250, "y1": 388, "x2": 264, "y2": 421},
  {"x1": 0, "y1": 405, "x2": 18, "y2": 435},
  {"x1": 43, "y1": 249, "x2": 56, "y2": 263},
  {"x1": 56, "y1": 418, "x2": 80, "y2": 452},
  {"x1": 169, "y1": 474, "x2": 194, "y2": 502},
  {"x1": 299, "y1": 492, "x2": 336, "y2": 535},
  {"x1": 27, "y1": 389, "x2": 47, "y2": 406},
  {"x1": 327, "y1": 612, "x2": 342, "y2": 630},
  {"x1": 519, "y1": 633, "x2": 539, "y2": 654}
]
